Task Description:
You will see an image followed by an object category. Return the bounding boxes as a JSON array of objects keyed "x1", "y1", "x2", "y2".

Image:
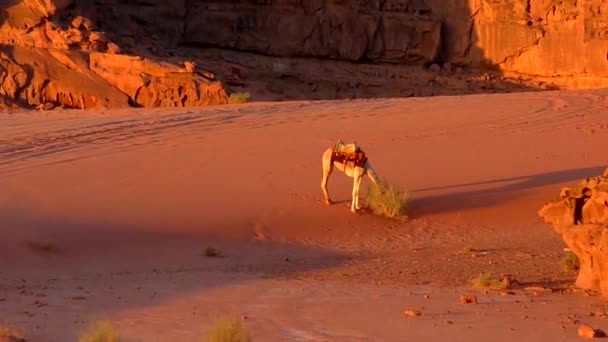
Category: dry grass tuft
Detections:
[
  {"x1": 470, "y1": 272, "x2": 510, "y2": 290},
  {"x1": 205, "y1": 315, "x2": 251, "y2": 342},
  {"x1": 228, "y1": 92, "x2": 251, "y2": 104},
  {"x1": 562, "y1": 251, "x2": 580, "y2": 271},
  {"x1": 27, "y1": 240, "x2": 56, "y2": 253},
  {"x1": 366, "y1": 180, "x2": 411, "y2": 219},
  {"x1": 79, "y1": 320, "x2": 121, "y2": 342},
  {"x1": 462, "y1": 246, "x2": 476, "y2": 254},
  {"x1": 203, "y1": 247, "x2": 221, "y2": 257}
]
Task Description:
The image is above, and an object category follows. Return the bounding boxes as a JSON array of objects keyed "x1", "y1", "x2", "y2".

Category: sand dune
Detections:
[{"x1": 1, "y1": 89, "x2": 607, "y2": 341}]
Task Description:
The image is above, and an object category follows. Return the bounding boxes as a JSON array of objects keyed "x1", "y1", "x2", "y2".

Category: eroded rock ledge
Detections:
[
  {"x1": 0, "y1": 1, "x2": 228, "y2": 110},
  {"x1": 538, "y1": 168, "x2": 608, "y2": 298},
  {"x1": 4, "y1": 0, "x2": 608, "y2": 110}
]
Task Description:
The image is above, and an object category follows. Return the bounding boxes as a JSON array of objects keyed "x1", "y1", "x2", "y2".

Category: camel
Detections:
[{"x1": 321, "y1": 140, "x2": 380, "y2": 213}]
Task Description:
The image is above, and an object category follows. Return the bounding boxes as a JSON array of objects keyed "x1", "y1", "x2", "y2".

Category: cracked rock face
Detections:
[
  {"x1": 0, "y1": 0, "x2": 228, "y2": 110},
  {"x1": 2, "y1": 0, "x2": 608, "y2": 109},
  {"x1": 94, "y1": 0, "x2": 608, "y2": 77},
  {"x1": 538, "y1": 168, "x2": 608, "y2": 297}
]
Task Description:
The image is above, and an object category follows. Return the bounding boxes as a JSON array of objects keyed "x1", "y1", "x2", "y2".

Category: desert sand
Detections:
[{"x1": 1, "y1": 89, "x2": 608, "y2": 341}]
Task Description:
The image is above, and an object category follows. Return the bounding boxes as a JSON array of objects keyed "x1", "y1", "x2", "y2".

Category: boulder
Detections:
[
  {"x1": 578, "y1": 324, "x2": 607, "y2": 338},
  {"x1": 538, "y1": 170, "x2": 608, "y2": 297}
]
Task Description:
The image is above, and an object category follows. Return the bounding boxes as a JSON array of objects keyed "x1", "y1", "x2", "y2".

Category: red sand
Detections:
[{"x1": 1, "y1": 89, "x2": 607, "y2": 341}]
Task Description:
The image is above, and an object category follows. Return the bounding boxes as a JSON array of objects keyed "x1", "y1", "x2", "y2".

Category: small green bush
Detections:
[
  {"x1": 228, "y1": 92, "x2": 251, "y2": 104},
  {"x1": 470, "y1": 272, "x2": 510, "y2": 290},
  {"x1": 366, "y1": 181, "x2": 411, "y2": 219},
  {"x1": 205, "y1": 315, "x2": 250, "y2": 342},
  {"x1": 79, "y1": 320, "x2": 120, "y2": 342},
  {"x1": 203, "y1": 247, "x2": 220, "y2": 257},
  {"x1": 463, "y1": 246, "x2": 476, "y2": 254},
  {"x1": 562, "y1": 251, "x2": 580, "y2": 271},
  {"x1": 27, "y1": 240, "x2": 56, "y2": 252}
]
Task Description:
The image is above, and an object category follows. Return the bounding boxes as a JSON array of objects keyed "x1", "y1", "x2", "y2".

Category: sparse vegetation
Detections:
[
  {"x1": 27, "y1": 240, "x2": 56, "y2": 252},
  {"x1": 0, "y1": 324, "x2": 26, "y2": 342},
  {"x1": 459, "y1": 295, "x2": 478, "y2": 304},
  {"x1": 562, "y1": 251, "x2": 580, "y2": 271},
  {"x1": 463, "y1": 246, "x2": 476, "y2": 254},
  {"x1": 366, "y1": 180, "x2": 411, "y2": 219},
  {"x1": 205, "y1": 315, "x2": 251, "y2": 342},
  {"x1": 228, "y1": 92, "x2": 251, "y2": 104},
  {"x1": 79, "y1": 320, "x2": 121, "y2": 342},
  {"x1": 204, "y1": 247, "x2": 220, "y2": 257},
  {"x1": 470, "y1": 272, "x2": 510, "y2": 290}
]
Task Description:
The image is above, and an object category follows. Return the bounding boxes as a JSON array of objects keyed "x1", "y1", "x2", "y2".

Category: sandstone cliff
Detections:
[
  {"x1": 88, "y1": 0, "x2": 608, "y2": 101},
  {"x1": 2, "y1": 0, "x2": 608, "y2": 109},
  {"x1": 91, "y1": 0, "x2": 608, "y2": 78},
  {"x1": 0, "y1": 0, "x2": 228, "y2": 110},
  {"x1": 538, "y1": 168, "x2": 608, "y2": 298}
]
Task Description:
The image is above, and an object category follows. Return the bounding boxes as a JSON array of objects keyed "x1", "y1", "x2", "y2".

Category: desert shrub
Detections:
[
  {"x1": 462, "y1": 246, "x2": 476, "y2": 254},
  {"x1": 470, "y1": 272, "x2": 510, "y2": 290},
  {"x1": 27, "y1": 240, "x2": 56, "y2": 252},
  {"x1": 203, "y1": 247, "x2": 221, "y2": 257},
  {"x1": 228, "y1": 92, "x2": 251, "y2": 104},
  {"x1": 205, "y1": 315, "x2": 250, "y2": 342},
  {"x1": 562, "y1": 251, "x2": 580, "y2": 271},
  {"x1": 366, "y1": 180, "x2": 411, "y2": 219},
  {"x1": 79, "y1": 320, "x2": 120, "y2": 342}
]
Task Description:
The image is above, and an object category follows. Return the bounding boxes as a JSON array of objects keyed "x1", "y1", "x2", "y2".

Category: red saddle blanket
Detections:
[{"x1": 331, "y1": 149, "x2": 368, "y2": 168}]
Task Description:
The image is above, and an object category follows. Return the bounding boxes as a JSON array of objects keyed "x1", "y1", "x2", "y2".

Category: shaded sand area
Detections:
[{"x1": 1, "y1": 89, "x2": 608, "y2": 341}]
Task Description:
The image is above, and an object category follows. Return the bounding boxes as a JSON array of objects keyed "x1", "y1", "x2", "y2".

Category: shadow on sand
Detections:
[
  {"x1": 0, "y1": 212, "x2": 356, "y2": 339},
  {"x1": 409, "y1": 166, "x2": 606, "y2": 217}
]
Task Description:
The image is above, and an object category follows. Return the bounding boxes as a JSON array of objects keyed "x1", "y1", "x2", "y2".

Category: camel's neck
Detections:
[{"x1": 366, "y1": 164, "x2": 380, "y2": 186}]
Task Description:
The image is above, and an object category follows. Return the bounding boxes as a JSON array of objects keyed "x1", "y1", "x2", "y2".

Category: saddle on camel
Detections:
[{"x1": 330, "y1": 141, "x2": 368, "y2": 169}]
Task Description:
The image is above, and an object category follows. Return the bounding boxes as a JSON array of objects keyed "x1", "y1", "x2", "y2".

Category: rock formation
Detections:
[
  {"x1": 538, "y1": 168, "x2": 608, "y2": 298},
  {"x1": 89, "y1": 0, "x2": 608, "y2": 101},
  {"x1": 3, "y1": 0, "x2": 608, "y2": 109},
  {"x1": 92, "y1": 0, "x2": 608, "y2": 78},
  {"x1": 0, "y1": 0, "x2": 228, "y2": 110}
]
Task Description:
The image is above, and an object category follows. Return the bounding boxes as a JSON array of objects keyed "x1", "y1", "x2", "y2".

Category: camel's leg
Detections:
[
  {"x1": 355, "y1": 172, "x2": 363, "y2": 210},
  {"x1": 351, "y1": 171, "x2": 363, "y2": 212},
  {"x1": 321, "y1": 149, "x2": 334, "y2": 205},
  {"x1": 321, "y1": 167, "x2": 333, "y2": 205}
]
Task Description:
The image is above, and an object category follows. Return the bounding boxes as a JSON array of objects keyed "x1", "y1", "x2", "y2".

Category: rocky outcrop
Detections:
[
  {"x1": 0, "y1": 45, "x2": 129, "y2": 109},
  {"x1": 88, "y1": 53, "x2": 227, "y2": 107},
  {"x1": 467, "y1": 0, "x2": 608, "y2": 78},
  {"x1": 94, "y1": 1, "x2": 442, "y2": 65},
  {"x1": 74, "y1": 0, "x2": 608, "y2": 103},
  {"x1": 181, "y1": 2, "x2": 442, "y2": 65},
  {"x1": 0, "y1": 0, "x2": 228, "y2": 110},
  {"x1": 3, "y1": 0, "x2": 608, "y2": 109},
  {"x1": 0, "y1": 1, "x2": 114, "y2": 52},
  {"x1": 0, "y1": 45, "x2": 228, "y2": 109},
  {"x1": 538, "y1": 168, "x2": 608, "y2": 297},
  {"x1": 93, "y1": 0, "x2": 608, "y2": 80}
]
